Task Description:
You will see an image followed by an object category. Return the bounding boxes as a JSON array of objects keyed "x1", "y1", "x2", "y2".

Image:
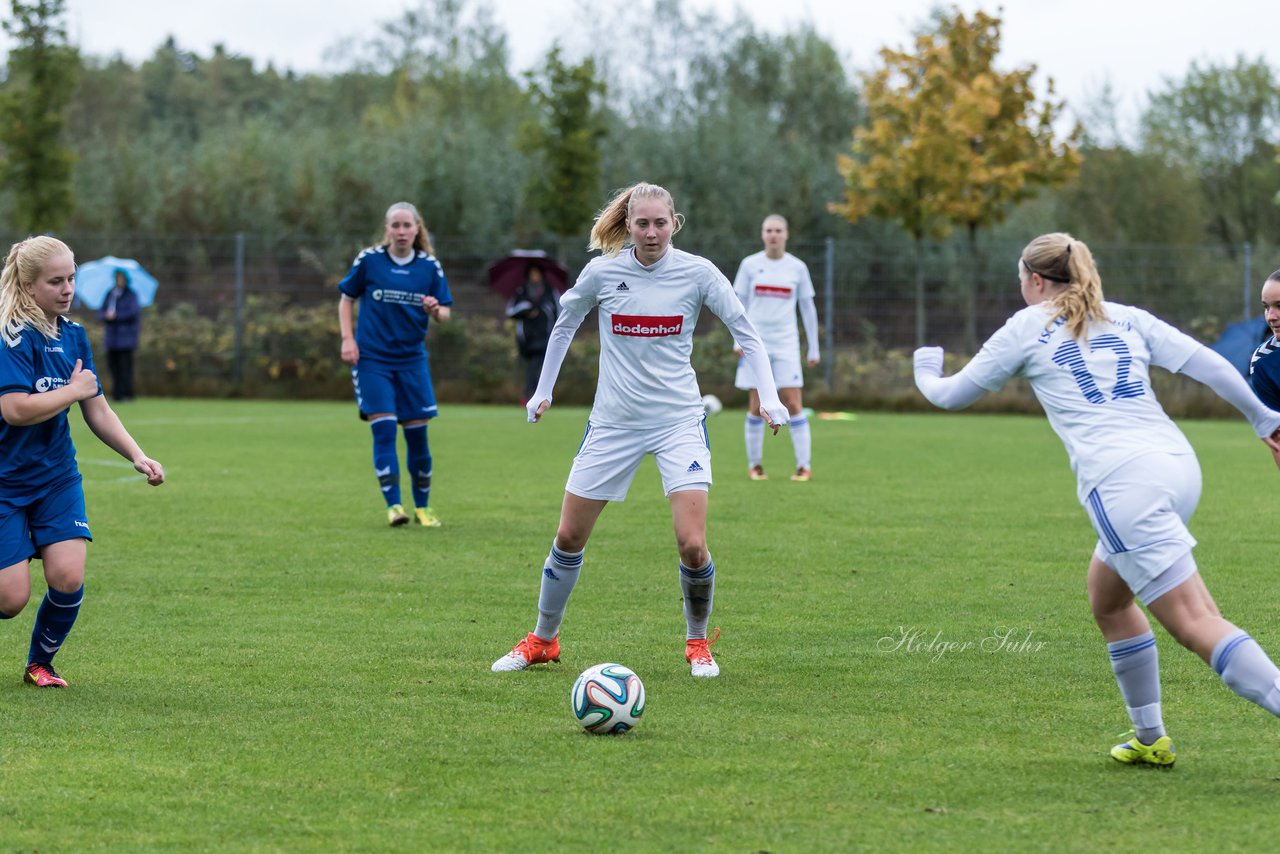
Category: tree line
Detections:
[{"x1": 1, "y1": 0, "x2": 1277, "y2": 269}]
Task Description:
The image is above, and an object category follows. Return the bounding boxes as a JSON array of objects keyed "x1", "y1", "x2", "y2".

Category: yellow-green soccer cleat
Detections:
[
  {"x1": 1110, "y1": 732, "x2": 1176, "y2": 767},
  {"x1": 415, "y1": 507, "x2": 441, "y2": 528},
  {"x1": 387, "y1": 504, "x2": 410, "y2": 527}
]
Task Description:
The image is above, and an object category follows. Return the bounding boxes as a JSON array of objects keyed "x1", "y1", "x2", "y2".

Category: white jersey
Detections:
[
  {"x1": 561, "y1": 246, "x2": 747, "y2": 428},
  {"x1": 732, "y1": 251, "x2": 814, "y2": 353},
  {"x1": 958, "y1": 301, "x2": 1201, "y2": 499}
]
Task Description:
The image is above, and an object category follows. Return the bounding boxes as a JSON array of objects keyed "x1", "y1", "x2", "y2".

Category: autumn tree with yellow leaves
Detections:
[{"x1": 832, "y1": 7, "x2": 1081, "y2": 348}]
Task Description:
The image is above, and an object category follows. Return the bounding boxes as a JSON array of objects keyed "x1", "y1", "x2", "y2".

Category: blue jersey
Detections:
[
  {"x1": 0, "y1": 317, "x2": 101, "y2": 496},
  {"x1": 338, "y1": 246, "x2": 453, "y2": 366},
  {"x1": 1249, "y1": 334, "x2": 1280, "y2": 409}
]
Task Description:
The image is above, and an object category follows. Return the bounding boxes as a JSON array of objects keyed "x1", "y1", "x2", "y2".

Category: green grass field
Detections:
[{"x1": 2, "y1": 400, "x2": 1279, "y2": 851}]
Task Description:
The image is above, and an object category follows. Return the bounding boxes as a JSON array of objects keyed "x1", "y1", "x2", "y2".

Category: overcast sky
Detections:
[{"x1": 62, "y1": 0, "x2": 1278, "y2": 124}]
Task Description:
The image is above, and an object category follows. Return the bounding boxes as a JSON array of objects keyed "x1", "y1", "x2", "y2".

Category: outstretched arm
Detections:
[
  {"x1": 1178, "y1": 347, "x2": 1280, "y2": 462},
  {"x1": 913, "y1": 347, "x2": 988, "y2": 410}
]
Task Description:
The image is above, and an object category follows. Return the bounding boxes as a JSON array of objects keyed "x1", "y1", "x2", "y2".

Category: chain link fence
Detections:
[{"x1": 26, "y1": 231, "x2": 1271, "y2": 403}]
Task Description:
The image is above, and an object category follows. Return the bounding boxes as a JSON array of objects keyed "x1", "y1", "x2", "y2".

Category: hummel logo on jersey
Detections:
[
  {"x1": 1250, "y1": 336, "x2": 1277, "y2": 375},
  {"x1": 616, "y1": 282, "x2": 629, "y2": 291},
  {"x1": 612, "y1": 313, "x2": 683, "y2": 337},
  {"x1": 686, "y1": 460, "x2": 704, "y2": 473}
]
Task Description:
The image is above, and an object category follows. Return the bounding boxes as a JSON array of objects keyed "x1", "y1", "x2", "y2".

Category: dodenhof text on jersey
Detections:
[{"x1": 611, "y1": 314, "x2": 683, "y2": 337}]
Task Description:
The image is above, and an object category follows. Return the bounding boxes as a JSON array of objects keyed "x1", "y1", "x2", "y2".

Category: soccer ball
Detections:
[
  {"x1": 701, "y1": 394, "x2": 723, "y2": 416},
  {"x1": 570, "y1": 663, "x2": 645, "y2": 735}
]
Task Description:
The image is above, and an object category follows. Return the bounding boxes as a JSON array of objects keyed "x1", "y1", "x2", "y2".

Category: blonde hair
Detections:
[
  {"x1": 588, "y1": 183, "x2": 684, "y2": 257},
  {"x1": 383, "y1": 201, "x2": 434, "y2": 256},
  {"x1": 0, "y1": 236, "x2": 74, "y2": 346},
  {"x1": 1021, "y1": 232, "x2": 1108, "y2": 341}
]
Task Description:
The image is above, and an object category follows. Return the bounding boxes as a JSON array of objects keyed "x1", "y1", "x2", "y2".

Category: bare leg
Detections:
[
  {"x1": 555, "y1": 492, "x2": 608, "y2": 553},
  {"x1": 0, "y1": 559, "x2": 33, "y2": 618},
  {"x1": 669, "y1": 489, "x2": 708, "y2": 569},
  {"x1": 1145, "y1": 572, "x2": 1231, "y2": 664},
  {"x1": 1147, "y1": 569, "x2": 1280, "y2": 716},
  {"x1": 1088, "y1": 555, "x2": 1151, "y2": 642}
]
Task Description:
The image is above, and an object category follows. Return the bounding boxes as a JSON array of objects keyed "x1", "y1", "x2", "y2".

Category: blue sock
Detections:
[
  {"x1": 403, "y1": 423, "x2": 432, "y2": 510},
  {"x1": 370, "y1": 417, "x2": 400, "y2": 507},
  {"x1": 28, "y1": 585, "x2": 83, "y2": 665}
]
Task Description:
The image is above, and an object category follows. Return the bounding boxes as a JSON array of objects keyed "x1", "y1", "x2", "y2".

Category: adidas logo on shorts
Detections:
[{"x1": 686, "y1": 461, "x2": 704, "y2": 473}]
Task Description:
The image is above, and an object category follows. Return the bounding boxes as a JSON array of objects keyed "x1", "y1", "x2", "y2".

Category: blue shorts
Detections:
[
  {"x1": 0, "y1": 475, "x2": 92, "y2": 569},
  {"x1": 352, "y1": 358, "x2": 438, "y2": 423}
]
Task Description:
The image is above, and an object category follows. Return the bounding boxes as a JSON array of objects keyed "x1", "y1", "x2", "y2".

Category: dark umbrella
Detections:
[{"x1": 486, "y1": 250, "x2": 570, "y2": 298}]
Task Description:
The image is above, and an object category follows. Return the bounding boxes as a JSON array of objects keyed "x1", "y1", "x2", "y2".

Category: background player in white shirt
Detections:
[
  {"x1": 731, "y1": 215, "x2": 819, "y2": 481},
  {"x1": 914, "y1": 232, "x2": 1280, "y2": 767},
  {"x1": 492, "y1": 183, "x2": 788, "y2": 678}
]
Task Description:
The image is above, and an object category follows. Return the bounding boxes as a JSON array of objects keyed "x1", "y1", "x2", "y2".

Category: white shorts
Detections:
[
  {"x1": 565, "y1": 416, "x2": 712, "y2": 502},
  {"x1": 1084, "y1": 452, "x2": 1201, "y2": 601},
  {"x1": 735, "y1": 348, "x2": 804, "y2": 391}
]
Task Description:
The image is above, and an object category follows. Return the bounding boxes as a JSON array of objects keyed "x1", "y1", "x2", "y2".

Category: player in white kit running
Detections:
[
  {"x1": 914, "y1": 232, "x2": 1280, "y2": 767},
  {"x1": 732, "y1": 215, "x2": 820, "y2": 481},
  {"x1": 491, "y1": 183, "x2": 789, "y2": 678}
]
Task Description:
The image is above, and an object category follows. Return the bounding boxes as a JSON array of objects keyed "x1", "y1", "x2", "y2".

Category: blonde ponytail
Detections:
[{"x1": 1022, "y1": 232, "x2": 1107, "y2": 341}]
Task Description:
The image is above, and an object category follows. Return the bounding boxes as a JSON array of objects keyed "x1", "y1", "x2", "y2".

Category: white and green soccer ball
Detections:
[
  {"x1": 571, "y1": 663, "x2": 645, "y2": 735},
  {"x1": 701, "y1": 394, "x2": 723, "y2": 416}
]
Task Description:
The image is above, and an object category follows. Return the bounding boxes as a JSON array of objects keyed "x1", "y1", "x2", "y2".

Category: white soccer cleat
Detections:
[
  {"x1": 491, "y1": 632, "x2": 560, "y2": 672},
  {"x1": 685, "y1": 629, "x2": 721, "y2": 678}
]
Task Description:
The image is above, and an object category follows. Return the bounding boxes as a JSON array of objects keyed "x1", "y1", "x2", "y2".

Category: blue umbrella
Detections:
[{"x1": 75, "y1": 256, "x2": 159, "y2": 310}]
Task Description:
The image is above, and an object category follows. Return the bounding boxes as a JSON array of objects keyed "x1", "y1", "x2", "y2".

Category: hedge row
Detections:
[{"x1": 69, "y1": 298, "x2": 1240, "y2": 420}]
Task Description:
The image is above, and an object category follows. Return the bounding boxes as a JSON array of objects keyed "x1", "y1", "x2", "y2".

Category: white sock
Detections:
[
  {"x1": 1211, "y1": 629, "x2": 1280, "y2": 716},
  {"x1": 744, "y1": 415, "x2": 764, "y2": 468},
  {"x1": 1107, "y1": 631, "x2": 1165, "y2": 742},
  {"x1": 534, "y1": 543, "x2": 582, "y2": 640},
  {"x1": 789, "y1": 414, "x2": 811, "y2": 470},
  {"x1": 679, "y1": 558, "x2": 715, "y2": 640}
]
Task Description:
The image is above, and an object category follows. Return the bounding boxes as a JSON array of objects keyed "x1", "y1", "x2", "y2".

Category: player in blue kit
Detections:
[
  {"x1": 1248, "y1": 269, "x2": 1280, "y2": 415},
  {"x1": 338, "y1": 202, "x2": 453, "y2": 528},
  {"x1": 0, "y1": 236, "x2": 165, "y2": 688},
  {"x1": 914, "y1": 232, "x2": 1280, "y2": 767}
]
